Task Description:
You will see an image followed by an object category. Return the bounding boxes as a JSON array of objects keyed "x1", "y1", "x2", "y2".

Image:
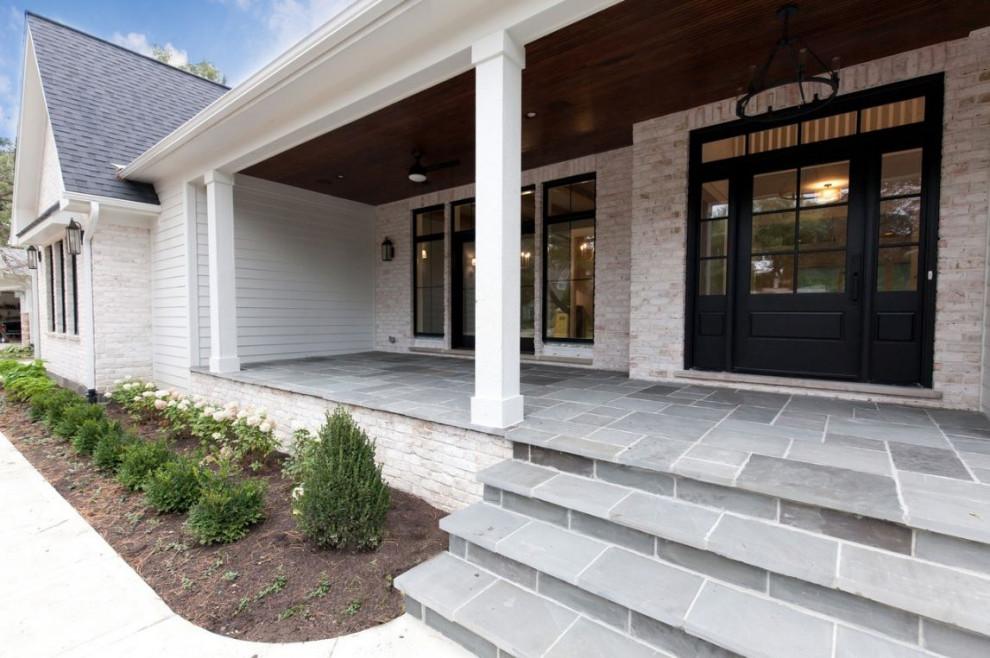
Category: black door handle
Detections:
[{"x1": 851, "y1": 272, "x2": 860, "y2": 303}]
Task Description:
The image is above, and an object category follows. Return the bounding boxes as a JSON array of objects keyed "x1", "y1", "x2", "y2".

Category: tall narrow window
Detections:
[
  {"x1": 46, "y1": 245, "x2": 55, "y2": 332},
  {"x1": 413, "y1": 206, "x2": 445, "y2": 336},
  {"x1": 65, "y1": 245, "x2": 78, "y2": 335},
  {"x1": 55, "y1": 240, "x2": 66, "y2": 333},
  {"x1": 699, "y1": 180, "x2": 729, "y2": 295},
  {"x1": 543, "y1": 175, "x2": 596, "y2": 342},
  {"x1": 877, "y1": 149, "x2": 923, "y2": 292}
]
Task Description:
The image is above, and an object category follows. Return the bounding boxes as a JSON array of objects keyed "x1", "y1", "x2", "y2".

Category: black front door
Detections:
[
  {"x1": 688, "y1": 76, "x2": 941, "y2": 387},
  {"x1": 733, "y1": 155, "x2": 866, "y2": 379}
]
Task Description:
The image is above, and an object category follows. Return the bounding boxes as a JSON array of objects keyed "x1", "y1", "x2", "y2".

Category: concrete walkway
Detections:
[{"x1": 0, "y1": 431, "x2": 472, "y2": 658}]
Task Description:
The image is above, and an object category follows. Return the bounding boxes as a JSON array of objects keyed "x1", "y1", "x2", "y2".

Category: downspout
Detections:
[{"x1": 83, "y1": 201, "x2": 100, "y2": 402}]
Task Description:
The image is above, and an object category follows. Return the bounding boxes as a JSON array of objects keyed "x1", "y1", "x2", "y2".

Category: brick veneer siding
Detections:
[
  {"x1": 629, "y1": 30, "x2": 990, "y2": 410},
  {"x1": 374, "y1": 147, "x2": 633, "y2": 372},
  {"x1": 190, "y1": 372, "x2": 511, "y2": 512}
]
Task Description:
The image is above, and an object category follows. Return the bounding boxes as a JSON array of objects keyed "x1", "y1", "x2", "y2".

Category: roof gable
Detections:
[{"x1": 26, "y1": 13, "x2": 229, "y2": 205}]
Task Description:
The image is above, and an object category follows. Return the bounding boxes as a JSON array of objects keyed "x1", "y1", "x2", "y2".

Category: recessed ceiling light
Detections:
[
  {"x1": 525, "y1": 112, "x2": 537, "y2": 119},
  {"x1": 336, "y1": 174, "x2": 345, "y2": 179}
]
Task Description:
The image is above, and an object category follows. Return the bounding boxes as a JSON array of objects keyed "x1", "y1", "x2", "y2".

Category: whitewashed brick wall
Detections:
[
  {"x1": 190, "y1": 372, "x2": 511, "y2": 512},
  {"x1": 629, "y1": 31, "x2": 990, "y2": 410},
  {"x1": 36, "y1": 242, "x2": 86, "y2": 390},
  {"x1": 374, "y1": 147, "x2": 633, "y2": 371},
  {"x1": 93, "y1": 217, "x2": 154, "y2": 391}
]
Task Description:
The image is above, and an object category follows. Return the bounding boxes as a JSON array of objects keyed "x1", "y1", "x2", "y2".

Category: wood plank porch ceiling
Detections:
[{"x1": 242, "y1": 0, "x2": 990, "y2": 206}]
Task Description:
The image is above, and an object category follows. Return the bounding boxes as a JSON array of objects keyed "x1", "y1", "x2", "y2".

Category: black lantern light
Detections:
[
  {"x1": 736, "y1": 4, "x2": 839, "y2": 122},
  {"x1": 26, "y1": 246, "x2": 39, "y2": 270},
  {"x1": 381, "y1": 237, "x2": 395, "y2": 262},
  {"x1": 65, "y1": 219, "x2": 83, "y2": 256}
]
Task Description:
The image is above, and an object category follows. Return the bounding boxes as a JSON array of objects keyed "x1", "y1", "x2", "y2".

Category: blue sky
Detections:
[{"x1": 0, "y1": 0, "x2": 355, "y2": 140}]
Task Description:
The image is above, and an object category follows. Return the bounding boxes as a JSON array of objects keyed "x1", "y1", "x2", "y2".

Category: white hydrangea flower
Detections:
[
  {"x1": 291, "y1": 485, "x2": 304, "y2": 501},
  {"x1": 132, "y1": 395, "x2": 142, "y2": 403},
  {"x1": 145, "y1": 382, "x2": 155, "y2": 390},
  {"x1": 259, "y1": 420, "x2": 273, "y2": 433},
  {"x1": 142, "y1": 391, "x2": 155, "y2": 398},
  {"x1": 211, "y1": 432, "x2": 222, "y2": 440},
  {"x1": 154, "y1": 399, "x2": 167, "y2": 410}
]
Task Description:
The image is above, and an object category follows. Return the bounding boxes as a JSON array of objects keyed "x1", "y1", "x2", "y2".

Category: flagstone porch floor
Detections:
[{"x1": 206, "y1": 352, "x2": 990, "y2": 545}]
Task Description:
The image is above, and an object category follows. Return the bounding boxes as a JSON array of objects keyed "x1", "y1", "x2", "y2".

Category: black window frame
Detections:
[
  {"x1": 56, "y1": 240, "x2": 66, "y2": 334},
  {"x1": 46, "y1": 245, "x2": 55, "y2": 332},
  {"x1": 412, "y1": 204, "x2": 446, "y2": 338},
  {"x1": 542, "y1": 173, "x2": 597, "y2": 345}
]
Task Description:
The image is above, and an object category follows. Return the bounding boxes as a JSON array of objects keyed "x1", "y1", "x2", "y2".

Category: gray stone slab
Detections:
[
  {"x1": 769, "y1": 574, "x2": 918, "y2": 643},
  {"x1": 596, "y1": 461, "x2": 675, "y2": 496},
  {"x1": 530, "y1": 446, "x2": 594, "y2": 476},
  {"x1": 546, "y1": 435, "x2": 626, "y2": 460},
  {"x1": 928, "y1": 408, "x2": 990, "y2": 432},
  {"x1": 684, "y1": 444, "x2": 750, "y2": 467},
  {"x1": 535, "y1": 473, "x2": 631, "y2": 517},
  {"x1": 571, "y1": 511, "x2": 656, "y2": 555},
  {"x1": 608, "y1": 396, "x2": 673, "y2": 413},
  {"x1": 394, "y1": 553, "x2": 498, "y2": 618},
  {"x1": 685, "y1": 581, "x2": 835, "y2": 658},
  {"x1": 615, "y1": 436, "x2": 693, "y2": 471},
  {"x1": 498, "y1": 521, "x2": 607, "y2": 583},
  {"x1": 608, "y1": 411, "x2": 717, "y2": 441},
  {"x1": 424, "y1": 607, "x2": 498, "y2": 658},
  {"x1": 478, "y1": 460, "x2": 557, "y2": 496},
  {"x1": 538, "y1": 574, "x2": 629, "y2": 630},
  {"x1": 439, "y1": 504, "x2": 530, "y2": 553},
  {"x1": 707, "y1": 513, "x2": 839, "y2": 586},
  {"x1": 657, "y1": 539, "x2": 767, "y2": 591},
  {"x1": 676, "y1": 478, "x2": 777, "y2": 519},
  {"x1": 704, "y1": 389, "x2": 791, "y2": 409},
  {"x1": 450, "y1": 535, "x2": 467, "y2": 557},
  {"x1": 529, "y1": 401, "x2": 599, "y2": 421},
  {"x1": 825, "y1": 432, "x2": 887, "y2": 452},
  {"x1": 727, "y1": 405, "x2": 779, "y2": 424},
  {"x1": 784, "y1": 396, "x2": 876, "y2": 418},
  {"x1": 569, "y1": 413, "x2": 617, "y2": 428},
  {"x1": 630, "y1": 612, "x2": 740, "y2": 658},
  {"x1": 544, "y1": 388, "x2": 625, "y2": 406},
  {"x1": 889, "y1": 443, "x2": 972, "y2": 480},
  {"x1": 701, "y1": 427, "x2": 790, "y2": 458},
  {"x1": 838, "y1": 543, "x2": 990, "y2": 635},
  {"x1": 544, "y1": 618, "x2": 661, "y2": 658},
  {"x1": 674, "y1": 457, "x2": 744, "y2": 485},
  {"x1": 736, "y1": 455, "x2": 904, "y2": 522},
  {"x1": 661, "y1": 403, "x2": 731, "y2": 422},
  {"x1": 502, "y1": 491, "x2": 569, "y2": 527},
  {"x1": 466, "y1": 544, "x2": 537, "y2": 589},
  {"x1": 923, "y1": 619, "x2": 990, "y2": 658},
  {"x1": 834, "y1": 626, "x2": 929, "y2": 658},
  {"x1": 915, "y1": 531, "x2": 990, "y2": 575},
  {"x1": 786, "y1": 440, "x2": 892, "y2": 476},
  {"x1": 587, "y1": 427, "x2": 644, "y2": 447},
  {"x1": 855, "y1": 404, "x2": 936, "y2": 427},
  {"x1": 610, "y1": 491, "x2": 720, "y2": 547},
  {"x1": 947, "y1": 435, "x2": 990, "y2": 457},
  {"x1": 773, "y1": 410, "x2": 828, "y2": 432},
  {"x1": 828, "y1": 417, "x2": 947, "y2": 448},
  {"x1": 405, "y1": 595, "x2": 423, "y2": 619},
  {"x1": 455, "y1": 580, "x2": 578, "y2": 658},
  {"x1": 578, "y1": 546, "x2": 704, "y2": 626},
  {"x1": 720, "y1": 418, "x2": 823, "y2": 442},
  {"x1": 899, "y1": 471, "x2": 990, "y2": 544},
  {"x1": 779, "y1": 501, "x2": 912, "y2": 554}
]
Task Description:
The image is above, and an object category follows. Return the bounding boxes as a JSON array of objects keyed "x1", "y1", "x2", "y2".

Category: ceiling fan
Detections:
[{"x1": 407, "y1": 151, "x2": 459, "y2": 183}]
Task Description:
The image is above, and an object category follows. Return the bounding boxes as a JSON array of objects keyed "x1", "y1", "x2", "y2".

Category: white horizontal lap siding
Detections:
[
  {"x1": 232, "y1": 176, "x2": 375, "y2": 363},
  {"x1": 151, "y1": 185, "x2": 191, "y2": 390}
]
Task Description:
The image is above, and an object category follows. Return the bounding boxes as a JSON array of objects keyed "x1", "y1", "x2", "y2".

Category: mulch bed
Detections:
[{"x1": 0, "y1": 396, "x2": 447, "y2": 643}]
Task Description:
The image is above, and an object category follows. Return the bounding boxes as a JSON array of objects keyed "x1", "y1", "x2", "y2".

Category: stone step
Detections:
[
  {"x1": 394, "y1": 552, "x2": 669, "y2": 658},
  {"x1": 477, "y1": 459, "x2": 990, "y2": 641}
]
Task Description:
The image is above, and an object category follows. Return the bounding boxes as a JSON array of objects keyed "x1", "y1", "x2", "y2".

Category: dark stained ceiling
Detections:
[{"x1": 243, "y1": 0, "x2": 990, "y2": 205}]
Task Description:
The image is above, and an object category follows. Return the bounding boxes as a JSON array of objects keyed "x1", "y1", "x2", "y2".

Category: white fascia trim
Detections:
[
  {"x1": 62, "y1": 192, "x2": 161, "y2": 216},
  {"x1": 13, "y1": 193, "x2": 160, "y2": 247},
  {"x1": 119, "y1": 0, "x2": 407, "y2": 180}
]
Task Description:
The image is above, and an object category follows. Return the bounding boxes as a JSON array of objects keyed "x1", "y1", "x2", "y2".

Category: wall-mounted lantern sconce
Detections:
[
  {"x1": 381, "y1": 237, "x2": 395, "y2": 262},
  {"x1": 65, "y1": 219, "x2": 83, "y2": 256},
  {"x1": 26, "y1": 246, "x2": 39, "y2": 270}
]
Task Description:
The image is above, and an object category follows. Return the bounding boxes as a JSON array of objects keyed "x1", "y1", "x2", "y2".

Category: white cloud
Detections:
[
  {"x1": 266, "y1": 0, "x2": 356, "y2": 51},
  {"x1": 111, "y1": 31, "x2": 189, "y2": 67}
]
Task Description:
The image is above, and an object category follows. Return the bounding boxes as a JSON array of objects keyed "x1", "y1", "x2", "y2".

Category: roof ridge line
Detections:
[{"x1": 24, "y1": 11, "x2": 230, "y2": 91}]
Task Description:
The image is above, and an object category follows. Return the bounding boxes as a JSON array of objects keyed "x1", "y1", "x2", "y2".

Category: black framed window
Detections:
[
  {"x1": 45, "y1": 245, "x2": 55, "y2": 332},
  {"x1": 413, "y1": 205, "x2": 445, "y2": 336},
  {"x1": 67, "y1": 246, "x2": 78, "y2": 335},
  {"x1": 56, "y1": 240, "x2": 66, "y2": 333},
  {"x1": 543, "y1": 175, "x2": 596, "y2": 342}
]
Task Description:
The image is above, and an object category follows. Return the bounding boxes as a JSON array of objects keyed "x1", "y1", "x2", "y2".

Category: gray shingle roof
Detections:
[{"x1": 27, "y1": 13, "x2": 229, "y2": 205}]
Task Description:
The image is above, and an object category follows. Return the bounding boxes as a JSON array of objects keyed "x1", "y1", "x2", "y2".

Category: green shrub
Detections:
[
  {"x1": 52, "y1": 403, "x2": 106, "y2": 441},
  {"x1": 0, "y1": 344, "x2": 34, "y2": 359},
  {"x1": 92, "y1": 425, "x2": 140, "y2": 473},
  {"x1": 185, "y1": 469, "x2": 267, "y2": 545},
  {"x1": 6, "y1": 373, "x2": 56, "y2": 403},
  {"x1": 29, "y1": 388, "x2": 80, "y2": 422},
  {"x1": 145, "y1": 456, "x2": 204, "y2": 513},
  {"x1": 71, "y1": 418, "x2": 119, "y2": 456},
  {"x1": 294, "y1": 407, "x2": 390, "y2": 550},
  {"x1": 117, "y1": 439, "x2": 176, "y2": 491}
]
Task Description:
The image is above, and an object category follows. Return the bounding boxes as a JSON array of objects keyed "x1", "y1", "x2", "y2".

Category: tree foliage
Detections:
[
  {"x1": 0, "y1": 137, "x2": 13, "y2": 245},
  {"x1": 151, "y1": 45, "x2": 226, "y2": 85}
]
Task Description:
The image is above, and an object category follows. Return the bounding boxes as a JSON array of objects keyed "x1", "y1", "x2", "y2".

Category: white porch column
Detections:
[
  {"x1": 205, "y1": 170, "x2": 240, "y2": 373},
  {"x1": 470, "y1": 30, "x2": 525, "y2": 428}
]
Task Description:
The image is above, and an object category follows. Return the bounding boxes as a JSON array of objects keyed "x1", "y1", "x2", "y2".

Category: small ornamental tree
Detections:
[{"x1": 294, "y1": 407, "x2": 390, "y2": 550}]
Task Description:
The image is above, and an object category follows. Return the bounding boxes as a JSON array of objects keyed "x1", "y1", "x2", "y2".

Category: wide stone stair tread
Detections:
[
  {"x1": 476, "y1": 459, "x2": 990, "y2": 639},
  {"x1": 395, "y1": 553, "x2": 670, "y2": 658},
  {"x1": 405, "y1": 501, "x2": 964, "y2": 658}
]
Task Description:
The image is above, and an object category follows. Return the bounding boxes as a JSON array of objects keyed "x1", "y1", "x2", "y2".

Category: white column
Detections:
[
  {"x1": 470, "y1": 30, "x2": 525, "y2": 428},
  {"x1": 205, "y1": 170, "x2": 240, "y2": 373}
]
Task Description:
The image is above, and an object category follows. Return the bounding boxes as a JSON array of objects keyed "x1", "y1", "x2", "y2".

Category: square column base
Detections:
[
  {"x1": 471, "y1": 394, "x2": 524, "y2": 429},
  {"x1": 209, "y1": 356, "x2": 241, "y2": 374}
]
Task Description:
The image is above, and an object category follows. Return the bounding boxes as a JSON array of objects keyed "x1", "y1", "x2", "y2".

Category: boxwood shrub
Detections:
[{"x1": 145, "y1": 456, "x2": 203, "y2": 513}]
